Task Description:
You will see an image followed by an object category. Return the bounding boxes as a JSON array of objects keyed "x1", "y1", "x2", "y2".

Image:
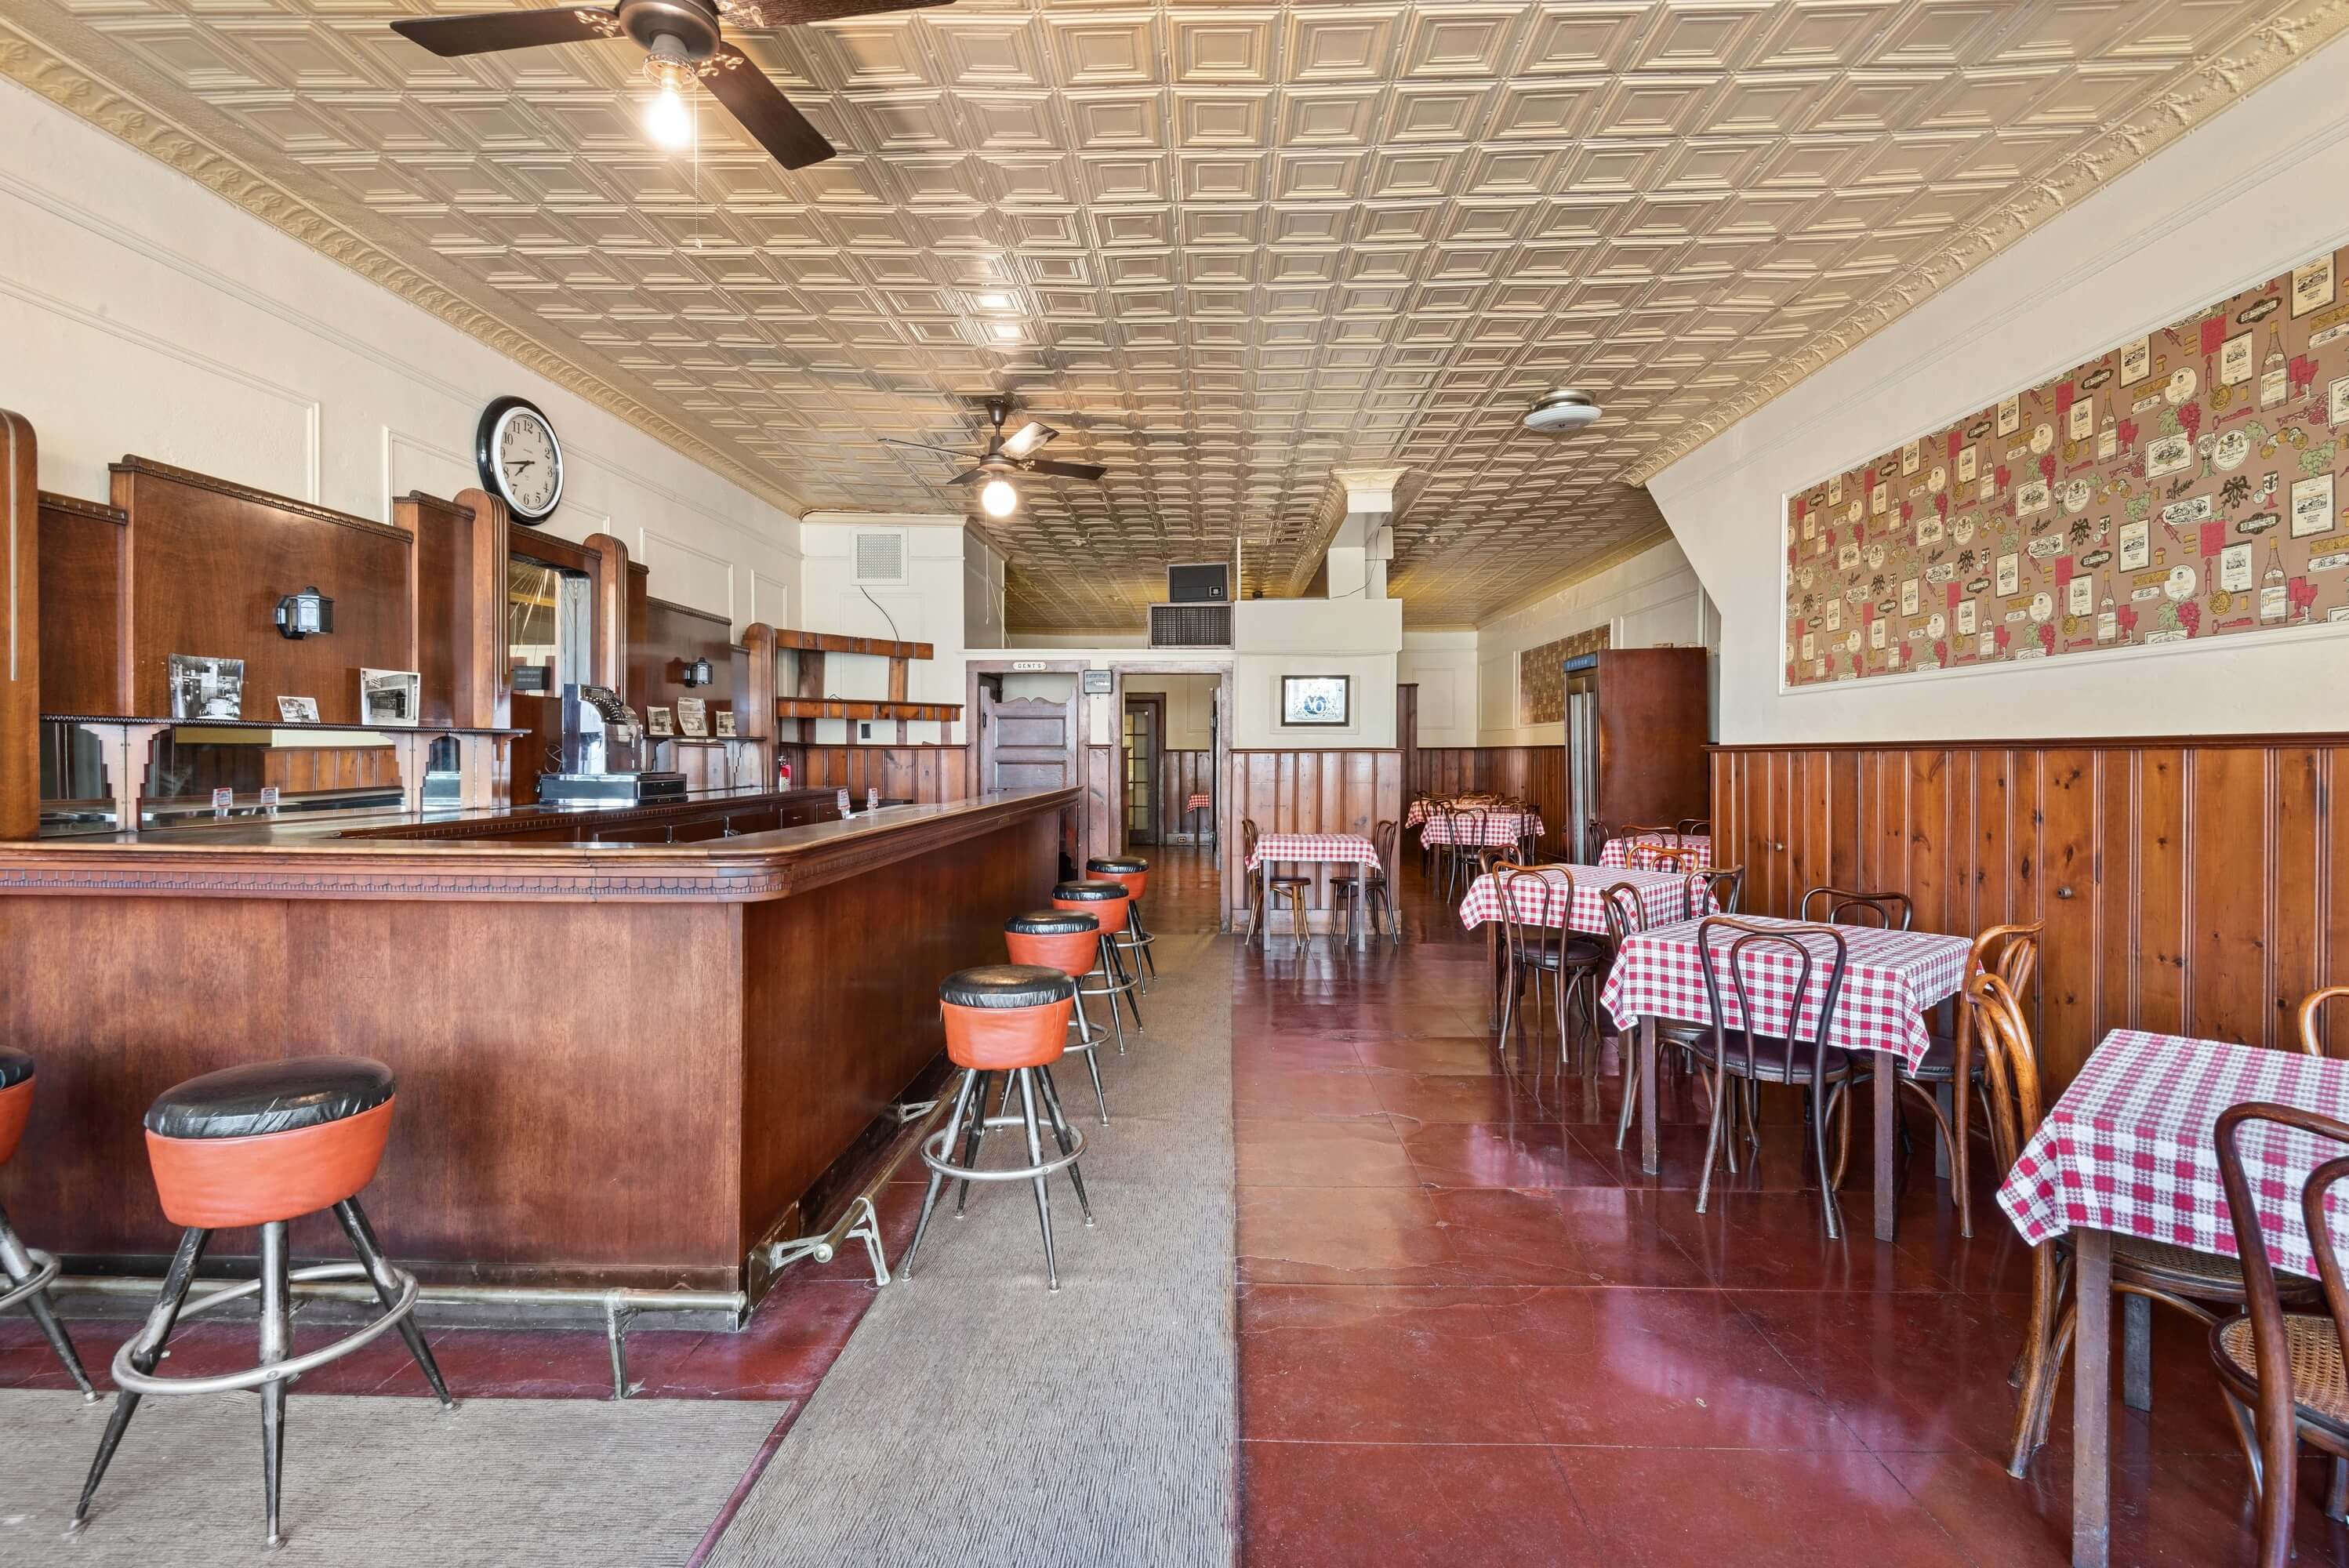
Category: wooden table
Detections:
[
  {"x1": 1601, "y1": 915, "x2": 1970, "y2": 1238},
  {"x1": 1598, "y1": 833, "x2": 1713, "y2": 870},
  {"x1": 1244, "y1": 832, "x2": 1385, "y2": 950},
  {"x1": 1998, "y1": 1029, "x2": 2349, "y2": 1567}
]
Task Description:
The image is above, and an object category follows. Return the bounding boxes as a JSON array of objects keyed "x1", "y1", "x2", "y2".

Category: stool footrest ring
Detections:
[
  {"x1": 0, "y1": 1247, "x2": 63, "y2": 1314},
  {"x1": 111, "y1": 1261, "x2": 421, "y2": 1398},
  {"x1": 920, "y1": 1123, "x2": 1086, "y2": 1184}
]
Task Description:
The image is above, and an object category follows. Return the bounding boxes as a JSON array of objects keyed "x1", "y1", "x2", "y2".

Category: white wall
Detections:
[
  {"x1": 1398, "y1": 630, "x2": 1478, "y2": 748},
  {"x1": 1472, "y1": 538, "x2": 1717, "y2": 747},
  {"x1": 1232, "y1": 597, "x2": 1403, "y2": 749},
  {"x1": 797, "y1": 514, "x2": 978, "y2": 742},
  {"x1": 1651, "y1": 32, "x2": 2349, "y2": 746},
  {"x1": 1122, "y1": 673, "x2": 1219, "y2": 750},
  {"x1": 0, "y1": 77, "x2": 801, "y2": 638},
  {"x1": 964, "y1": 533, "x2": 1007, "y2": 652}
]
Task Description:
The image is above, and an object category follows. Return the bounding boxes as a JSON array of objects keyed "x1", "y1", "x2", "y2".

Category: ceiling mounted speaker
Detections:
[{"x1": 1524, "y1": 389, "x2": 1601, "y2": 434}]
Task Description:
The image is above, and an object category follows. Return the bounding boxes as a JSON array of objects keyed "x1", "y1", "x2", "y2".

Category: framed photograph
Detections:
[
  {"x1": 677, "y1": 696, "x2": 708, "y2": 737},
  {"x1": 1280, "y1": 674, "x2": 1350, "y2": 727},
  {"x1": 713, "y1": 709, "x2": 737, "y2": 738},
  {"x1": 645, "y1": 705, "x2": 674, "y2": 738},
  {"x1": 358, "y1": 668, "x2": 421, "y2": 728},
  {"x1": 169, "y1": 655, "x2": 245, "y2": 720},
  {"x1": 276, "y1": 695, "x2": 320, "y2": 724}
]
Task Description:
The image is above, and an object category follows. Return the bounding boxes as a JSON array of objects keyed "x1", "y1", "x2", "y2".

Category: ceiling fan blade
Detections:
[
  {"x1": 721, "y1": 0, "x2": 954, "y2": 27},
  {"x1": 702, "y1": 44, "x2": 835, "y2": 169},
  {"x1": 1001, "y1": 420, "x2": 1055, "y2": 459},
  {"x1": 946, "y1": 468, "x2": 985, "y2": 486},
  {"x1": 1023, "y1": 458, "x2": 1107, "y2": 483},
  {"x1": 389, "y1": 7, "x2": 619, "y2": 56},
  {"x1": 879, "y1": 437, "x2": 975, "y2": 458}
]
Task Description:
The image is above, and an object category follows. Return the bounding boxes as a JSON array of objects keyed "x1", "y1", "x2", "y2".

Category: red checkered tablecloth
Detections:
[
  {"x1": 1420, "y1": 811, "x2": 1544, "y2": 848},
  {"x1": 1599, "y1": 835, "x2": 1714, "y2": 871},
  {"x1": 1185, "y1": 793, "x2": 1212, "y2": 813},
  {"x1": 1996, "y1": 1030, "x2": 2349, "y2": 1278},
  {"x1": 1458, "y1": 866, "x2": 1709, "y2": 935},
  {"x1": 1405, "y1": 797, "x2": 1508, "y2": 829},
  {"x1": 1245, "y1": 833, "x2": 1382, "y2": 873},
  {"x1": 1599, "y1": 915, "x2": 1970, "y2": 1067}
]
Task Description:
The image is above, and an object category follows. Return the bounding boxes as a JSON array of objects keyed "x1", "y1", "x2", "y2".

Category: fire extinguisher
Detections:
[{"x1": 778, "y1": 755, "x2": 793, "y2": 789}]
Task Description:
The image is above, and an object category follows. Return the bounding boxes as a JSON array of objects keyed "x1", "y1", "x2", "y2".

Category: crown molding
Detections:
[
  {"x1": 0, "y1": 27, "x2": 810, "y2": 524},
  {"x1": 1614, "y1": 2, "x2": 2349, "y2": 488}
]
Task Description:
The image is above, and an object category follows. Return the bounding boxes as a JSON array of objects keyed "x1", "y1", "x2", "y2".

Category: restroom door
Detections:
[{"x1": 1123, "y1": 695, "x2": 1163, "y2": 845}]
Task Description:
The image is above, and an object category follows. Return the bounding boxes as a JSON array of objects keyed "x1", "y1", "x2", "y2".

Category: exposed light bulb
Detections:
[
  {"x1": 644, "y1": 84, "x2": 694, "y2": 150},
  {"x1": 979, "y1": 477, "x2": 1018, "y2": 518}
]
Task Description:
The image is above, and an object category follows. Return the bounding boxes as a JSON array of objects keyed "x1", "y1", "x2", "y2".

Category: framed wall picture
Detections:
[
  {"x1": 358, "y1": 668, "x2": 420, "y2": 728},
  {"x1": 1280, "y1": 674, "x2": 1350, "y2": 727},
  {"x1": 677, "y1": 697, "x2": 708, "y2": 737},
  {"x1": 645, "y1": 705, "x2": 674, "y2": 737},
  {"x1": 713, "y1": 709, "x2": 737, "y2": 738},
  {"x1": 168, "y1": 655, "x2": 245, "y2": 720},
  {"x1": 276, "y1": 696, "x2": 320, "y2": 723}
]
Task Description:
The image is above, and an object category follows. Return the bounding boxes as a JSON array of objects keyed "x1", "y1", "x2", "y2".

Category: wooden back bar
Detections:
[
  {"x1": 2, "y1": 414, "x2": 38, "y2": 839},
  {"x1": 0, "y1": 787, "x2": 1075, "y2": 1294},
  {"x1": 1712, "y1": 735, "x2": 2349, "y2": 1089}
]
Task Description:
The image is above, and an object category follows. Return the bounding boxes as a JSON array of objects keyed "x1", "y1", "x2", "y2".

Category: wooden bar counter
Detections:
[{"x1": 0, "y1": 785, "x2": 1075, "y2": 1301}]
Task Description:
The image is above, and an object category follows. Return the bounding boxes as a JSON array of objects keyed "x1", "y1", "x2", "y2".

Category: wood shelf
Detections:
[
  {"x1": 774, "y1": 699, "x2": 960, "y2": 723},
  {"x1": 769, "y1": 630, "x2": 932, "y2": 660}
]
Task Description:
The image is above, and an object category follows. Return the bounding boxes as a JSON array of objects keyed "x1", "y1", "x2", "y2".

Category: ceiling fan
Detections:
[
  {"x1": 389, "y1": 0, "x2": 946, "y2": 169},
  {"x1": 880, "y1": 400, "x2": 1108, "y2": 518}
]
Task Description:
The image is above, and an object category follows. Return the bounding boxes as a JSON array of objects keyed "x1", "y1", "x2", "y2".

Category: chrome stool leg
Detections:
[
  {"x1": 0, "y1": 1199, "x2": 95, "y2": 1399},
  {"x1": 74, "y1": 1227, "x2": 211, "y2": 1534},
  {"x1": 258, "y1": 1220, "x2": 289, "y2": 1549},
  {"x1": 913, "y1": 1065, "x2": 1089, "y2": 1292},
  {"x1": 1035, "y1": 1067, "x2": 1096, "y2": 1225},
  {"x1": 1127, "y1": 902, "x2": 1158, "y2": 981},
  {"x1": 1015, "y1": 1070, "x2": 1058, "y2": 1289},
  {"x1": 1066, "y1": 989, "x2": 1111, "y2": 1124},
  {"x1": 333, "y1": 1196, "x2": 454, "y2": 1407},
  {"x1": 953, "y1": 1069, "x2": 993, "y2": 1218},
  {"x1": 902, "y1": 1069, "x2": 979, "y2": 1277}
]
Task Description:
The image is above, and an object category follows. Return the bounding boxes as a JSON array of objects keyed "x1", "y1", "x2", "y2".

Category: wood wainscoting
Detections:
[
  {"x1": 1711, "y1": 737, "x2": 2349, "y2": 1089},
  {"x1": 1416, "y1": 747, "x2": 1568, "y2": 858},
  {"x1": 777, "y1": 743, "x2": 968, "y2": 805},
  {"x1": 1160, "y1": 748, "x2": 1214, "y2": 841},
  {"x1": 1223, "y1": 748, "x2": 1404, "y2": 927}
]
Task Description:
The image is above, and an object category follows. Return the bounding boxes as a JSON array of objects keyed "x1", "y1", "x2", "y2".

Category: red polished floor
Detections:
[{"x1": 1234, "y1": 865, "x2": 2349, "y2": 1568}]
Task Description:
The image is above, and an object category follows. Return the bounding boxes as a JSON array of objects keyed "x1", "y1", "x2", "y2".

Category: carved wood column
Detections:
[
  {"x1": 582, "y1": 530, "x2": 630, "y2": 697},
  {"x1": 741, "y1": 622, "x2": 776, "y2": 791},
  {"x1": 1, "y1": 411, "x2": 38, "y2": 839}
]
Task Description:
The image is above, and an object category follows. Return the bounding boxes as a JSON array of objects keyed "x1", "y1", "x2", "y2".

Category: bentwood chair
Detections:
[
  {"x1": 1692, "y1": 918, "x2": 1857, "y2": 1238},
  {"x1": 2212, "y1": 1098, "x2": 2349, "y2": 1568},
  {"x1": 1909, "y1": 922, "x2": 2041, "y2": 1238},
  {"x1": 1629, "y1": 842, "x2": 1701, "y2": 873},
  {"x1": 1242, "y1": 818, "x2": 1312, "y2": 949},
  {"x1": 1799, "y1": 885, "x2": 1913, "y2": 931},
  {"x1": 1494, "y1": 864, "x2": 1607, "y2": 1078},
  {"x1": 1330, "y1": 818, "x2": 1401, "y2": 946},
  {"x1": 1676, "y1": 818, "x2": 1711, "y2": 838},
  {"x1": 1974, "y1": 973, "x2": 2324, "y2": 1477},
  {"x1": 1686, "y1": 866, "x2": 1745, "y2": 922}
]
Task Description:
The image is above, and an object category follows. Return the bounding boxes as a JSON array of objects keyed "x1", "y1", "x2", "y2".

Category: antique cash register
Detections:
[{"x1": 536, "y1": 683, "x2": 687, "y2": 807}]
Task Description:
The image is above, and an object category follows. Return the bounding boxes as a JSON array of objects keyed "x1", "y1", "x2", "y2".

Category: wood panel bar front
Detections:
[{"x1": 0, "y1": 786, "x2": 1073, "y2": 1298}]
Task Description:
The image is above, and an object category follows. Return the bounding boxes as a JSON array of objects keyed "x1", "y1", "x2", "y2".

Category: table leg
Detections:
[
  {"x1": 2073, "y1": 1225, "x2": 2113, "y2": 1568},
  {"x1": 1487, "y1": 924, "x2": 1501, "y2": 1029},
  {"x1": 1639, "y1": 1018, "x2": 1659, "y2": 1178},
  {"x1": 1873, "y1": 1055, "x2": 1898, "y2": 1242}
]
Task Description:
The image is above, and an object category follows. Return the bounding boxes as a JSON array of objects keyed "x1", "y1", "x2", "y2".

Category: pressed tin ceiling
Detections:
[{"x1": 2, "y1": 3, "x2": 2344, "y2": 633}]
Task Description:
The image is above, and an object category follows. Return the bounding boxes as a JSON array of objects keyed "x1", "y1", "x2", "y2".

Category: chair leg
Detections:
[
  {"x1": 904, "y1": 1069, "x2": 978, "y2": 1277},
  {"x1": 1810, "y1": 1083, "x2": 1843, "y2": 1241},
  {"x1": 257, "y1": 1219, "x2": 291, "y2": 1548},
  {"x1": 1016, "y1": 1070, "x2": 1059, "y2": 1291},
  {"x1": 2122, "y1": 1292, "x2": 2153, "y2": 1412},
  {"x1": 1614, "y1": 1035, "x2": 1639, "y2": 1150},
  {"x1": 2006, "y1": 1247, "x2": 2068, "y2": 1477},
  {"x1": 1035, "y1": 1067, "x2": 1095, "y2": 1225},
  {"x1": 77, "y1": 1227, "x2": 211, "y2": 1530},
  {"x1": 332, "y1": 1197, "x2": 453, "y2": 1407},
  {"x1": 1694, "y1": 1064, "x2": 1729, "y2": 1214},
  {"x1": 0, "y1": 1200, "x2": 95, "y2": 1399}
]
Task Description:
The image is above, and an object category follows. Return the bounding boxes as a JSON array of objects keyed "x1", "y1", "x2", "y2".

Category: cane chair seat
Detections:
[
  {"x1": 2213, "y1": 1315, "x2": 2349, "y2": 1434},
  {"x1": 1901, "y1": 1035, "x2": 1989, "y2": 1083}
]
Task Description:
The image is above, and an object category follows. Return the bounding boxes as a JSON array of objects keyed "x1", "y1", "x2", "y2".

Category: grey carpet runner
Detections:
[
  {"x1": 0, "y1": 1388, "x2": 784, "y2": 1565},
  {"x1": 702, "y1": 931, "x2": 1238, "y2": 1568}
]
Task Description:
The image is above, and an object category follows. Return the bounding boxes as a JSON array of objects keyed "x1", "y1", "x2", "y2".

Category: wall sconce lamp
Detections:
[
  {"x1": 681, "y1": 657, "x2": 715, "y2": 687},
  {"x1": 274, "y1": 586, "x2": 335, "y2": 639}
]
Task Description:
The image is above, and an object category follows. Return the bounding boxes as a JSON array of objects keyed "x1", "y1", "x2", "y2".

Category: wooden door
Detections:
[
  {"x1": 980, "y1": 688, "x2": 1078, "y2": 790},
  {"x1": 1124, "y1": 695, "x2": 1163, "y2": 845},
  {"x1": 1396, "y1": 683, "x2": 1418, "y2": 803}
]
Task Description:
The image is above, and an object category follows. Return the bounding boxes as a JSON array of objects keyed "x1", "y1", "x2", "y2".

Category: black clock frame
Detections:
[{"x1": 474, "y1": 395, "x2": 564, "y2": 521}]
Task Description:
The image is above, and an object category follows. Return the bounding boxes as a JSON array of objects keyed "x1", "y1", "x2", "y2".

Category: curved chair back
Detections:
[
  {"x1": 1690, "y1": 866, "x2": 1745, "y2": 920},
  {"x1": 1695, "y1": 917, "x2": 1850, "y2": 1090},
  {"x1": 2297, "y1": 985, "x2": 2349, "y2": 1058},
  {"x1": 1599, "y1": 880, "x2": 1647, "y2": 946},
  {"x1": 1494, "y1": 862, "x2": 1562, "y2": 972},
  {"x1": 1800, "y1": 885, "x2": 1914, "y2": 930},
  {"x1": 1676, "y1": 818, "x2": 1711, "y2": 837},
  {"x1": 1632, "y1": 843, "x2": 1700, "y2": 873},
  {"x1": 1964, "y1": 969, "x2": 2045, "y2": 1177},
  {"x1": 1370, "y1": 818, "x2": 1399, "y2": 880}
]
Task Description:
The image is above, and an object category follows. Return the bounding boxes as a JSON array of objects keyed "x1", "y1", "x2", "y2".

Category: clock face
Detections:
[{"x1": 477, "y1": 397, "x2": 564, "y2": 519}]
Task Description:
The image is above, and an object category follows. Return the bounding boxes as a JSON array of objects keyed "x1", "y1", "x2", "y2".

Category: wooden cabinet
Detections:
[{"x1": 1561, "y1": 647, "x2": 1710, "y2": 860}]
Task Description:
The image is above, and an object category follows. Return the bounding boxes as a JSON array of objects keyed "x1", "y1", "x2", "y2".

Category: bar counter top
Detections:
[{"x1": 0, "y1": 786, "x2": 1076, "y2": 902}]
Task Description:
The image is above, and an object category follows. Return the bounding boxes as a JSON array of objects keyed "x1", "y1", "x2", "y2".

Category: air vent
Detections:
[
  {"x1": 1149, "y1": 602, "x2": 1232, "y2": 649},
  {"x1": 852, "y1": 528, "x2": 908, "y2": 586}
]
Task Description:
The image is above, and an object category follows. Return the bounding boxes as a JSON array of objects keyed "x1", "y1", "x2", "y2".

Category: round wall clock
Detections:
[{"x1": 475, "y1": 396, "x2": 565, "y2": 521}]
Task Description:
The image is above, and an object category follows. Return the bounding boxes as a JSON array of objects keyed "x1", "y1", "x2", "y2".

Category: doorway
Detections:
[{"x1": 1123, "y1": 694, "x2": 1164, "y2": 844}]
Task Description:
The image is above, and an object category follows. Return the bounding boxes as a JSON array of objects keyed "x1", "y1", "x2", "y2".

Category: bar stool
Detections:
[
  {"x1": 1005, "y1": 909, "x2": 1112, "y2": 1123},
  {"x1": 1086, "y1": 855, "x2": 1156, "y2": 988},
  {"x1": 1054, "y1": 879, "x2": 1143, "y2": 1034},
  {"x1": 74, "y1": 1057, "x2": 454, "y2": 1547},
  {"x1": 0, "y1": 1051, "x2": 96, "y2": 1400},
  {"x1": 902, "y1": 966, "x2": 1094, "y2": 1290}
]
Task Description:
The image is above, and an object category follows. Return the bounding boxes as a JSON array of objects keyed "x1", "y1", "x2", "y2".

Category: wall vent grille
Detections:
[
  {"x1": 1149, "y1": 603, "x2": 1232, "y2": 648},
  {"x1": 852, "y1": 528, "x2": 908, "y2": 586}
]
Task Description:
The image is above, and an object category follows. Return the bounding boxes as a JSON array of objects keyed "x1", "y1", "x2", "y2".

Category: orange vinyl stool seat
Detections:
[
  {"x1": 74, "y1": 1057, "x2": 454, "y2": 1548},
  {"x1": 0, "y1": 1052, "x2": 97, "y2": 1400},
  {"x1": 1055, "y1": 879, "x2": 1144, "y2": 1036},
  {"x1": 1006, "y1": 909, "x2": 1112, "y2": 1125},
  {"x1": 1087, "y1": 855, "x2": 1158, "y2": 991},
  {"x1": 906, "y1": 966, "x2": 1095, "y2": 1290}
]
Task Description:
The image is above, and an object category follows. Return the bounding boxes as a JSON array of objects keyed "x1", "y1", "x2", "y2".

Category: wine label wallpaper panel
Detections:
[
  {"x1": 1517, "y1": 626, "x2": 1611, "y2": 725},
  {"x1": 1784, "y1": 245, "x2": 2349, "y2": 687}
]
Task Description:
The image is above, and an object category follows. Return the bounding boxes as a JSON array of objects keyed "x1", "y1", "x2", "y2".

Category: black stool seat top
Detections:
[
  {"x1": 1087, "y1": 855, "x2": 1148, "y2": 874},
  {"x1": 1054, "y1": 879, "x2": 1126, "y2": 902},
  {"x1": 1007, "y1": 908, "x2": 1098, "y2": 935},
  {"x1": 940, "y1": 965, "x2": 1078, "y2": 1010},
  {"x1": 145, "y1": 1057, "x2": 396, "y2": 1140},
  {"x1": 0, "y1": 1051, "x2": 31, "y2": 1091}
]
